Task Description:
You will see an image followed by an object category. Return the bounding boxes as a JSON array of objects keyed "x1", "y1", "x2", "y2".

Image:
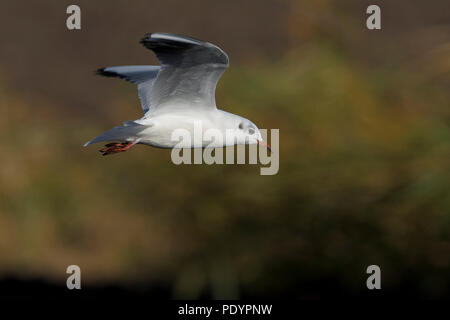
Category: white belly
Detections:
[{"x1": 135, "y1": 112, "x2": 225, "y2": 149}]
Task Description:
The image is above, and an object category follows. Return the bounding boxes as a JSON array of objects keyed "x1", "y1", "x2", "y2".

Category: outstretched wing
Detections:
[
  {"x1": 96, "y1": 65, "x2": 160, "y2": 113},
  {"x1": 140, "y1": 33, "x2": 229, "y2": 112}
]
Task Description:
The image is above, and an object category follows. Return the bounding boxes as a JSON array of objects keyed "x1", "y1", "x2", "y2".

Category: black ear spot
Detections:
[{"x1": 238, "y1": 122, "x2": 244, "y2": 129}]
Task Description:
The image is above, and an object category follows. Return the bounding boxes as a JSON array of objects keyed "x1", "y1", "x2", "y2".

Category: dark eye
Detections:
[
  {"x1": 248, "y1": 128, "x2": 255, "y2": 134},
  {"x1": 238, "y1": 123, "x2": 244, "y2": 129}
]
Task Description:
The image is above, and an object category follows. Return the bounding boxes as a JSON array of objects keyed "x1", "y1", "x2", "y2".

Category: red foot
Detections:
[{"x1": 100, "y1": 141, "x2": 136, "y2": 156}]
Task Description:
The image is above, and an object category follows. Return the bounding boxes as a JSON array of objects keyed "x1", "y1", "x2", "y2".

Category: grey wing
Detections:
[
  {"x1": 97, "y1": 65, "x2": 161, "y2": 113},
  {"x1": 140, "y1": 33, "x2": 229, "y2": 112}
]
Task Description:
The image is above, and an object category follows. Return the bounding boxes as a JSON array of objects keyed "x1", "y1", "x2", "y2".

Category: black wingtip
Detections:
[
  {"x1": 140, "y1": 33, "x2": 156, "y2": 50},
  {"x1": 96, "y1": 68, "x2": 112, "y2": 77},
  {"x1": 95, "y1": 68, "x2": 127, "y2": 80},
  {"x1": 139, "y1": 32, "x2": 205, "y2": 50},
  {"x1": 142, "y1": 32, "x2": 153, "y2": 40},
  {"x1": 140, "y1": 33, "x2": 153, "y2": 44}
]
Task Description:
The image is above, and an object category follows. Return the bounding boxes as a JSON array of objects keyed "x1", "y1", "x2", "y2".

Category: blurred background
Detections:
[{"x1": 0, "y1": 0, "x2": 449, "y2": 299}]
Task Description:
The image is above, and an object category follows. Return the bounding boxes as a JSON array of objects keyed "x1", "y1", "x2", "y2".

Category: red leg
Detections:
[{"x1": 100, "y1": 139, "x2": 139, "y2": 156}]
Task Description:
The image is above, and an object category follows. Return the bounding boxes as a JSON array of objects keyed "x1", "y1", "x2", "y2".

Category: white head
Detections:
[{"x1": 221, "y1": 111, "x2": 271, "y2": 151}]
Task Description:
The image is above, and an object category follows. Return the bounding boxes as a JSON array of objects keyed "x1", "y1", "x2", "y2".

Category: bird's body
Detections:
[
  {"x1": 84, "y1": 33, "x2": 269, "y2": 155},
  {"x1": 133, "y1": 109, "x2": 250, "y2": 149}
]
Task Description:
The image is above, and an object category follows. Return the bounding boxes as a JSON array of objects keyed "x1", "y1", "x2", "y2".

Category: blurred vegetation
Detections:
[{"x1": 0, "y1": 0, "x2": 449, "y2": 298}]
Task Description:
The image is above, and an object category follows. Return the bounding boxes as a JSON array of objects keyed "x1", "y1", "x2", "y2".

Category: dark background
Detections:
[{"x1": 0, "y1": 0, "x2": 449, "y2": 299}]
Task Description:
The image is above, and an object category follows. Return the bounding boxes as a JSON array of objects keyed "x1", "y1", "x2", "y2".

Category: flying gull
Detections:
[{"x1": 84, "y1": 33, "x2": 271, "y2": 155}]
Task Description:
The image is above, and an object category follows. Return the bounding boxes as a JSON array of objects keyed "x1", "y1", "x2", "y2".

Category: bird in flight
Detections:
[{"x1": 84, "y1": 33, "x2": 270, "y2": 155}]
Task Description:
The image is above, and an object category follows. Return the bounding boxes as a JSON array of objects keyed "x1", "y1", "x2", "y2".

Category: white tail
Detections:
[{"x1": 84, "y1": 122, "x2": 148, "y2": 147}]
